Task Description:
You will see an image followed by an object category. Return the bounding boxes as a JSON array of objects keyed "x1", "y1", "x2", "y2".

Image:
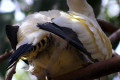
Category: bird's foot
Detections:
[{"x1": 39, "y1": 69, "x2": 51, "y2": 80}]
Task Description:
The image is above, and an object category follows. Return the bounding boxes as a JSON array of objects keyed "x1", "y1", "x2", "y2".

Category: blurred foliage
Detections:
[
  {"x1": 0, "y1": 0, "x2": 119, "y2": 80},
  {"x1": 32, "y1": 0, "x2": 68, "y2": 12},
  {"x1": 0, "y1": 12, "x2": 14, "y2": 77},
  {"x1": 32, "y1": 0, "x2": 101, "y2": 17},
  {"x1": 87, "y1": 0, "x2": 102, "y2": 17},
  {"x1": 101, "y1": 0, "x2": 120, "y2": 49}
]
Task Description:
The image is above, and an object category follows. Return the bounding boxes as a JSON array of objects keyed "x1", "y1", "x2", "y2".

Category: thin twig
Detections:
[
  {"x1": 109, "y1": 29, "x2": 120, "y2": 44},
  {"x1": 97, "y1": 19, "x2": 119, "y2": 34},
  {"x1": 112, "y1": 49, "x2": 118, "y2": 57},
  {"x1": 0, "y1": 49, "x2": 14, "y2": 63},
  {"x1": 0, "y1": 49, "x2": 15, "y2": 80},
  {"x1": 5, "y1": 65, "x2": 16, "y2": 80}
]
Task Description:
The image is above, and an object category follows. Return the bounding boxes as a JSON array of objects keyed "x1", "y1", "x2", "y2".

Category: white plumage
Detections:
[{"x1": 52, "y1": 11, "x2": 112, "y2": 60}]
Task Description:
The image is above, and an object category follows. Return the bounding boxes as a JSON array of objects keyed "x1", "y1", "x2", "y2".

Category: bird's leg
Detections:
[
  {"x1": 39, "y1": 69, "x2": 51, "y2": 80},
  {"x1": 45, "y1": 71, "x2": 52, "y2": 80}
]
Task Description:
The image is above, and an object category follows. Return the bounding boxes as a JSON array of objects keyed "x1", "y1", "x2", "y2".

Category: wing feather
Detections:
[
  {"x1": 7, "y1": 44, "x2": 33, "y2": 69},
  {"x1": 37, "y1": 22, "x2": 91, "y2": 57}
]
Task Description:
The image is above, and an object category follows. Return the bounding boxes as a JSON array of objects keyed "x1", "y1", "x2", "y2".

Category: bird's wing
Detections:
[
  {"x1": 7, "y1": 44, "x2": 33, "y2": 69},
  {"x1": 6, "y1": 25, "x2": 19, "y2": 50},
  {"x1": 37, "y1": 22, "x2": 91, "y2": 58}
]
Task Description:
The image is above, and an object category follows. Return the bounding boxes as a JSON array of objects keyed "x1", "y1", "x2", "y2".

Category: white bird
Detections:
[{"x1": 6, "y1": 0, "x2": 112, "y2": 79}]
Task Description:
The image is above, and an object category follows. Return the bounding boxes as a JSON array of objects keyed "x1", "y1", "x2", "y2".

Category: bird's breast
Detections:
[{"x1": 28, "y1": 36, "x2": 89, "y2": 78}]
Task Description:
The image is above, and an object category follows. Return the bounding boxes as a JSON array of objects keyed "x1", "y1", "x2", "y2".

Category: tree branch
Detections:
[
  {"x1": 53, "y1": 56, "x2": 120, "y2": 80},
  {"x1": 0, "y1": 50, "x2": 15, "y2": 80}
]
